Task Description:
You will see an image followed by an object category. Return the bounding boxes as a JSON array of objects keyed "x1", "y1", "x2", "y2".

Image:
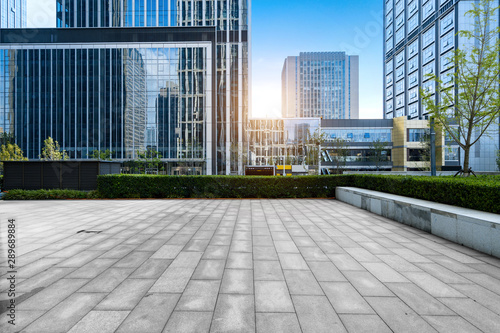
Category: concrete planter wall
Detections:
[
  {"x1": 336, "y1": 187, "x2": 500, "y2": 258},
  {"x1": 2, "y1": 161, "x2": 121, "y2": 191}
]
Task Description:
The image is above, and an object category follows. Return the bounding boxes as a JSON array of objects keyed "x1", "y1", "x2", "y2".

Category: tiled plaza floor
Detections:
[{"x1": 1, "y1": 199, "x2": 500, "y2": 332}]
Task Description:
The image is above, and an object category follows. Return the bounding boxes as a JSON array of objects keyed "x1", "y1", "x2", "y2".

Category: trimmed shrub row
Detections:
[
  {"x1": 348, "y1": 174, "x2": 500, "y2": 214},
  {"x1": 3, "y1": 189, "x2": 98, "y2": 200},
  {"x1": 3, "y1": 174, "x2": 499, "y2": 214},
  {"x1": 96, "y1": 175, "x2": 353, "y2": 199},
  {"x1": 96, "y1": 174, "x2": 500, "y2": 214}
]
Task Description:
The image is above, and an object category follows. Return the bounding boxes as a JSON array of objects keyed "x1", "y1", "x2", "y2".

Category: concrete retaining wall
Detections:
[{"x1": 336, "y1": 187, "x2": 500, "y2": 258}]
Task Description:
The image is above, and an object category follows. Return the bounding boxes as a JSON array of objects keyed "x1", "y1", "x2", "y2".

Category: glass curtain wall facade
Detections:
[
  {"x1": 282, "y1": 52, "x2": 359, "y2": 120},
  {"x1": 55, "y1": 0, "x2": 250, "y2": 175},
  {"x1": 0, "y1": 42, "x2": 212, "y2": 168},
  {"x1": 383, "y1": 0, "x2": 499, "y2": 171},
  {"x1": 0, "y1": 0, "x2": 26, "y2": 28}
]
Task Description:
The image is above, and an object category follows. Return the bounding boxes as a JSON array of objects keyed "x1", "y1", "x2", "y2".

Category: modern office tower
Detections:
[
  {"x1": 0, "y1": 1, "x2": 250, "y2": 175},
  {"x1": 383, "y1": 0, "x2": 499, "y2": 171},
  {"x1": 0, "y1": 0, "x2": 26, "y2": 28},
  {"x1": 282, "y1": 52, "x2": 359, "y2": 120},
  {"x1": 383, "y1": 0, "x2": 499, "y2": 119}
]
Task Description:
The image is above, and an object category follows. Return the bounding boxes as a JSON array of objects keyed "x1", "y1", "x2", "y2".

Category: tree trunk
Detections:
[{"x1": 463, "y1": 146, "x2": 470, "y2": 176}]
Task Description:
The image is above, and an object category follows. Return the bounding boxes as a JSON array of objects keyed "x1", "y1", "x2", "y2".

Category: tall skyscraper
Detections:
[
  {"x1": 0, "y1": 1, "x2": 250, "y2": 175},
  {"x1": 383, "y1": 0, "x2": 500, "y2": 119},
  {"x1": 0, "y1": 0, "x2": 26, "y2": 28},
  {"x1": 282, "y1": 52, "x2": 359, "y2": 119},
  {"x1": 383, "y1": 0, "x2": 500, "y2": 171}
]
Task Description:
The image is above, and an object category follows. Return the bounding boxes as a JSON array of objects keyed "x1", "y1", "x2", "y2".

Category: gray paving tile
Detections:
[
  {"x1": 345, "y1": 248, "x2": 381, "y2": 262},
  {"x1": 299, "y1": 246, "x2": 330, "y2": 261},
  {"x1": 56, "y1": 251, "x2": 105, "y2": 268},
  {"x1": 226, "y1": 252, "x2": 253, "y2": 269},
  {"x1": 149, "y1": 267, "x2": 196, "y2": 293},
  {"x1": 253, "y1": 246, "x2": 279, "y2": 260},
  {"x1": 16, "y1": 267, "x2": 75, "y2": 293},
  {"x1": 278, "y1": 253, "x2": 309, "y2": 270},
  {"x1": 66, "y1": 259, "x2": 117, "y2": 279},
  {"x1": 151, "y1": 244, "x2": 184, "y2": 259},
  {"x1": 0, "y1": 310, "x2": 44, "y2": 333},
  {"x1": 459, "y1": 273, "x2": 500, "y2": 295},
  {"x1": 202, "y1": 245, "x2": 230, "y2": 259},
  {"x1": 339, "y1": 314, "x2": 392, "y2": 333},
  {"x1": 366, "y1": 297, "x2": 438, "y2": 333},
  {"x1": 67, "y1": 311, "x2": 129, "y2": 333},
  {"x1": 256, "y1": 313, "x2": 302, "y2": 333},
  {"x1": 255, "y1": 281, "x2": 294, "y2": 312},
  {"x1": 386, "y1": 283, "x2": 454, "y2": 315},
  {"x1": 328, "y1": 254, "x2": 365, "y2": 271},
  {"x1": 190, "y1": 253, "x2": 224, "y2": 274},
  {"x1": 6, "y1": 199, "x2": 500, "y2": 333},
  {"x1": 230, "y1": 240, "x2": 253, "y2": 253},
  {"x1": 113, "y1": 251, "x2": 152, "y2": 268},
  {"x1": 163, "y1": 311, "x2": 212, "y2": 333},
  {"x1": 18, "y1": 278, "x2": 89, "y2": 311},
  {"x1": 292, "y1": 295, "x2": 347, "y2": 333},
  {"x1": 176, "y1": 280, "x2": 220, "y2": 311},
  {"x1": 129, "y1": 258, "x2": 172, "y2": 279},
  {"x1": 274, "y1": 241, "x2": 300, "y2": 253},
  {"x1": 317, "y1": 241, "x2": 346, "y2": 254},
  {"x1": 402, "y1": 272, "x2": 465, "y2": 298},
  {"x1": 451, "y1": 283, "x2": 500, "y2": 315},
  {"x1": 79, "y1": 268, "x2": 134, "y2": 293},
  {"x1": 116, "y1": 293, "x2": 180, "y2": 333},
  {"x1": 307, "y1": 261, "x2": 347, "y2": 282},
  {"x1": 343, "y1": 271, "x2": 393, "y2": 296},
  {"x1": 211, "y1": 294, "x2": 255, "y2": 333},
  {"x1": 283, "y1": 270, "x2": 323, "y2": 295},
  {"x1": 422, "y1": 315, "x2": 482, "y2": 333},
  {"x1": 439, "y1": 297, "x2": 500, "y2": 332},
  {"x1": 95, "y1": 279, "x2": 155, "y2": 310},
  {"x1": 321, "y1": 282, "x2": 374, "y2": 314},
  {"x1": 22, "y1": 292, "x2": 106, "y2": 333},
  {"x1": 220, "y1": 269, "x2": 254, "y2": 294},
  {"x1": 168, "y1": 251, "x2": 203, "y2": 268},
  {"x1": 254, "y1": 260, "x2": 284, "y2": 281},
  {"x1": 183, "y1": 239, "x2": 210, "y2": 252}
]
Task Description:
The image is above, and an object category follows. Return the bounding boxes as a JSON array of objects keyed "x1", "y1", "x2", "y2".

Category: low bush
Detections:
[
  {"x1": 349, "y1": 174, "x2": 500, "y2": 214},
  {"x1": 96, "y1": 174, "x2": 354, "y2": 199},
  {"x1": 3, "y1": 189, "x2": 98, "y2": 200}
]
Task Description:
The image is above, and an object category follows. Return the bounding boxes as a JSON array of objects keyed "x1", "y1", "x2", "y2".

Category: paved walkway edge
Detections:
[{"x1": 336, "y1": 187, "x2": 500, "y2": 259}]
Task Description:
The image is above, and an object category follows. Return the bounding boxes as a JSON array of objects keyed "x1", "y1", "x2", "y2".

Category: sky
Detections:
[{"x1": 26, "y1": 0, "x2": 384, "y2": 120}]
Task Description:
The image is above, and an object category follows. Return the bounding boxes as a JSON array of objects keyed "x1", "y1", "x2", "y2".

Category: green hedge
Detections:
[
  {"x1": 3, "y1": 189, "x2": 98, "y2": 200},
  {"x1": 96, "y1": 175, "x2": 353, "y2": 199},
  {"x1": 3, "y1": 174, "x2": 499, "y2": 214},
  {"x1": 96, "y1": 174, "x2": 500, "y2": 214},
  {"x1": 348, "y1": 175, "x2": 500, "y2": 214}
]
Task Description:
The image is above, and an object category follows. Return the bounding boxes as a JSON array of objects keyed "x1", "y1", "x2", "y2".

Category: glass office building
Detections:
[
  {"x1": 0, "y1": 0, "x2": 26, "y2": 28},
  {"x1": 0, "y1": 1, "x2": 250, "y2": 175},
  {"x1": 282, "y1": 52, "x2": 359, "y2": 120},
  {"x1": 383, "y1": 0, "x2": 499, "y2": 171}
]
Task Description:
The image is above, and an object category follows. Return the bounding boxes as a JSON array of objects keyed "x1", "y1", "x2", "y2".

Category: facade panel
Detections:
[{"x1": 0, "y1": 0, "x2": 26, "y2": 28}]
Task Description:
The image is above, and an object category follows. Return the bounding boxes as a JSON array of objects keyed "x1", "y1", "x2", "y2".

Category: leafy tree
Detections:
[
  {"x1": 137, "y1": 148, "x2": 163, "y2": 174},
  {"x1": 330, "y1": 138, "x2": 349, "y2": 173},
  {"x1": 89, "y1": 149, "x2": 113, "y2": 161},
  {"x1": 497, "y1": 149, "x2": 500, "y2": 171},
  {"x1": 370, "y1": 139, "x2": 390, "y2": 171},
  {"x1": 421, "y1": 0, "x2": 500, "y2": 175},
  {"x1": 0, "y1": 142, "x2": 28, "y2": 173},
  {"x1": 39, "y1": 137, "x2": 69, "y2": 160},
  {"x1": 0, "y1": 142, "x2": 27, "y2": 162},
  {"x1": 306, "y1": 129, "x2": 327, "y2": 174}
]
